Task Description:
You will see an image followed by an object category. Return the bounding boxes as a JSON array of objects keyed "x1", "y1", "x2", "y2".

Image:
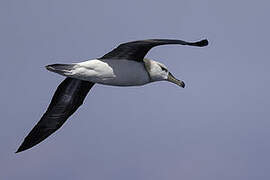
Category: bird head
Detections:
[{"x1": 143, "y1": 58, "x2": 185, "y2": 88}]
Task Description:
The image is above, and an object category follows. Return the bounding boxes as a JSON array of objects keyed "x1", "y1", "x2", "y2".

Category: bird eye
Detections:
[{"x1": 160, "y1": 66, "x2": 168, "y2": 72}]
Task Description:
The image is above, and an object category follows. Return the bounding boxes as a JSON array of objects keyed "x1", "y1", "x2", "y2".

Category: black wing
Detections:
[
  {"x1": 100, "y1": 39, "x2": 208, "y2": 62},
  {"x1": 16, "y1": 78, "x2": 94, "y2": 153}
]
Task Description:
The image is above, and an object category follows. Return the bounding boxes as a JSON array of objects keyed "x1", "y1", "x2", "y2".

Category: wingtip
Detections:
[
  {"x1": 15, "y1": 144, "x2": 27, "y2": 153},
  {"x1": 15, "y1": 147, "x2": 23, "y2": 154},
  {"x1": 15, "y1": 141, "x2": 31, "y2": 153},
  {"x1": 196, "y1": 39, "x2": 209, "y2": 47}
]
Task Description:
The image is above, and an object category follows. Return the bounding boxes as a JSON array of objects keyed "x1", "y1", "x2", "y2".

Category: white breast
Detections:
[{"x1": 72, "y1": 59, "x2": 151, "y2": 86}]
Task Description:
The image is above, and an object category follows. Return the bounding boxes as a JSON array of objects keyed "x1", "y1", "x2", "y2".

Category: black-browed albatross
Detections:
[{"x1": 16, "y1": 38, "x2": 208, "y2": 153}]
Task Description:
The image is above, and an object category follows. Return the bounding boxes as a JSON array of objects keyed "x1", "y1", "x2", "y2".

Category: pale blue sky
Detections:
[{"x1": 1, "y1": 0, "x2": 270, "y2": 180}]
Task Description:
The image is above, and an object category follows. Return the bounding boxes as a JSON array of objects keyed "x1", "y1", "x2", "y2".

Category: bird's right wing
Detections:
[
  {"x1": 100, "y1": 39, "x2": 208, "y2": 62},
  {"x1": 16, "y1": 78, "x2": 94, "y2": 153}
]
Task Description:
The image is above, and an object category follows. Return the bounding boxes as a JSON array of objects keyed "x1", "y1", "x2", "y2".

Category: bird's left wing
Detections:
[
  {"x1": 100, "y1": 39, "x2": 208, "y2": 62},
  {"x1": 16, "y1": 78, "x2": 94, "y2": 153}
]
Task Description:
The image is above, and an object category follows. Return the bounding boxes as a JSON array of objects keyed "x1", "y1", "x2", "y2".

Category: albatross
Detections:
[{"x1": 16, "y1": 38, "x2": 208, "y2": 153}]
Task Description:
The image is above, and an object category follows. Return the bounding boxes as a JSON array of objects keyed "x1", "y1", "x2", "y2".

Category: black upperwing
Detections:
[
  {"x1": 100, "y1": 39, "x2": 208, "y2": 62},
  {"x1": 16, "y1": 78, "x2": 95, "y2": 153}
]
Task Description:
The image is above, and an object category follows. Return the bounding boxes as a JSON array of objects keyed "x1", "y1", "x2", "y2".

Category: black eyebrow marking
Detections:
[{"x1": 160, "y1": 66, "x2": 168, "y2": 72}]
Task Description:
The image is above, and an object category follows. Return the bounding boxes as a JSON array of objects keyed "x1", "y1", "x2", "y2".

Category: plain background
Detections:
[{"x1": 1, "y1": 0, "x2": 270, "y2": 179}]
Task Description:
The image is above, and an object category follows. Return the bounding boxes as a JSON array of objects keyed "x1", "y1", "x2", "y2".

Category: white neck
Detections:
[{"x1": 143, "y1": 58, "x2": 168, "y2": 82}]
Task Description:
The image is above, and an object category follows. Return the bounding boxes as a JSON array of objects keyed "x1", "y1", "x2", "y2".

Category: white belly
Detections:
[{"x1": 71, "y1": 59, "x2": 151, "y2": 86}]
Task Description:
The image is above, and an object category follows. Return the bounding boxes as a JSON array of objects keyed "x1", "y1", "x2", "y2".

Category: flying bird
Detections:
[{"x1": 16, "y1": 38, "x2": 208, "y2": 153}]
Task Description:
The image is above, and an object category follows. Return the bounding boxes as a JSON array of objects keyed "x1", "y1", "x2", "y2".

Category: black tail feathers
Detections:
[{"x1": 45, "y1": 64, "x2": 75, "y2": 76}]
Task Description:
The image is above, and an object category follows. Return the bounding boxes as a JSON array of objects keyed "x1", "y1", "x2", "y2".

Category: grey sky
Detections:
[{"x1": 1, "y1": 0, "x2": 270, "y2": 179}]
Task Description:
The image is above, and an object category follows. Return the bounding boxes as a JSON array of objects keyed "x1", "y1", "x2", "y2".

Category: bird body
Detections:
[
  {"x1": 47, "y1": 59, "x2": 151, "y2": 86},
  {"x1": 16, "y1": 38, "x2": 208, "y2": 153}
]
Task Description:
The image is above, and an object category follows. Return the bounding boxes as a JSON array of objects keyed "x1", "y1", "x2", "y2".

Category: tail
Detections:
[{"x1": 45, "y1": 64, "x2": 76, "y2": 76}]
